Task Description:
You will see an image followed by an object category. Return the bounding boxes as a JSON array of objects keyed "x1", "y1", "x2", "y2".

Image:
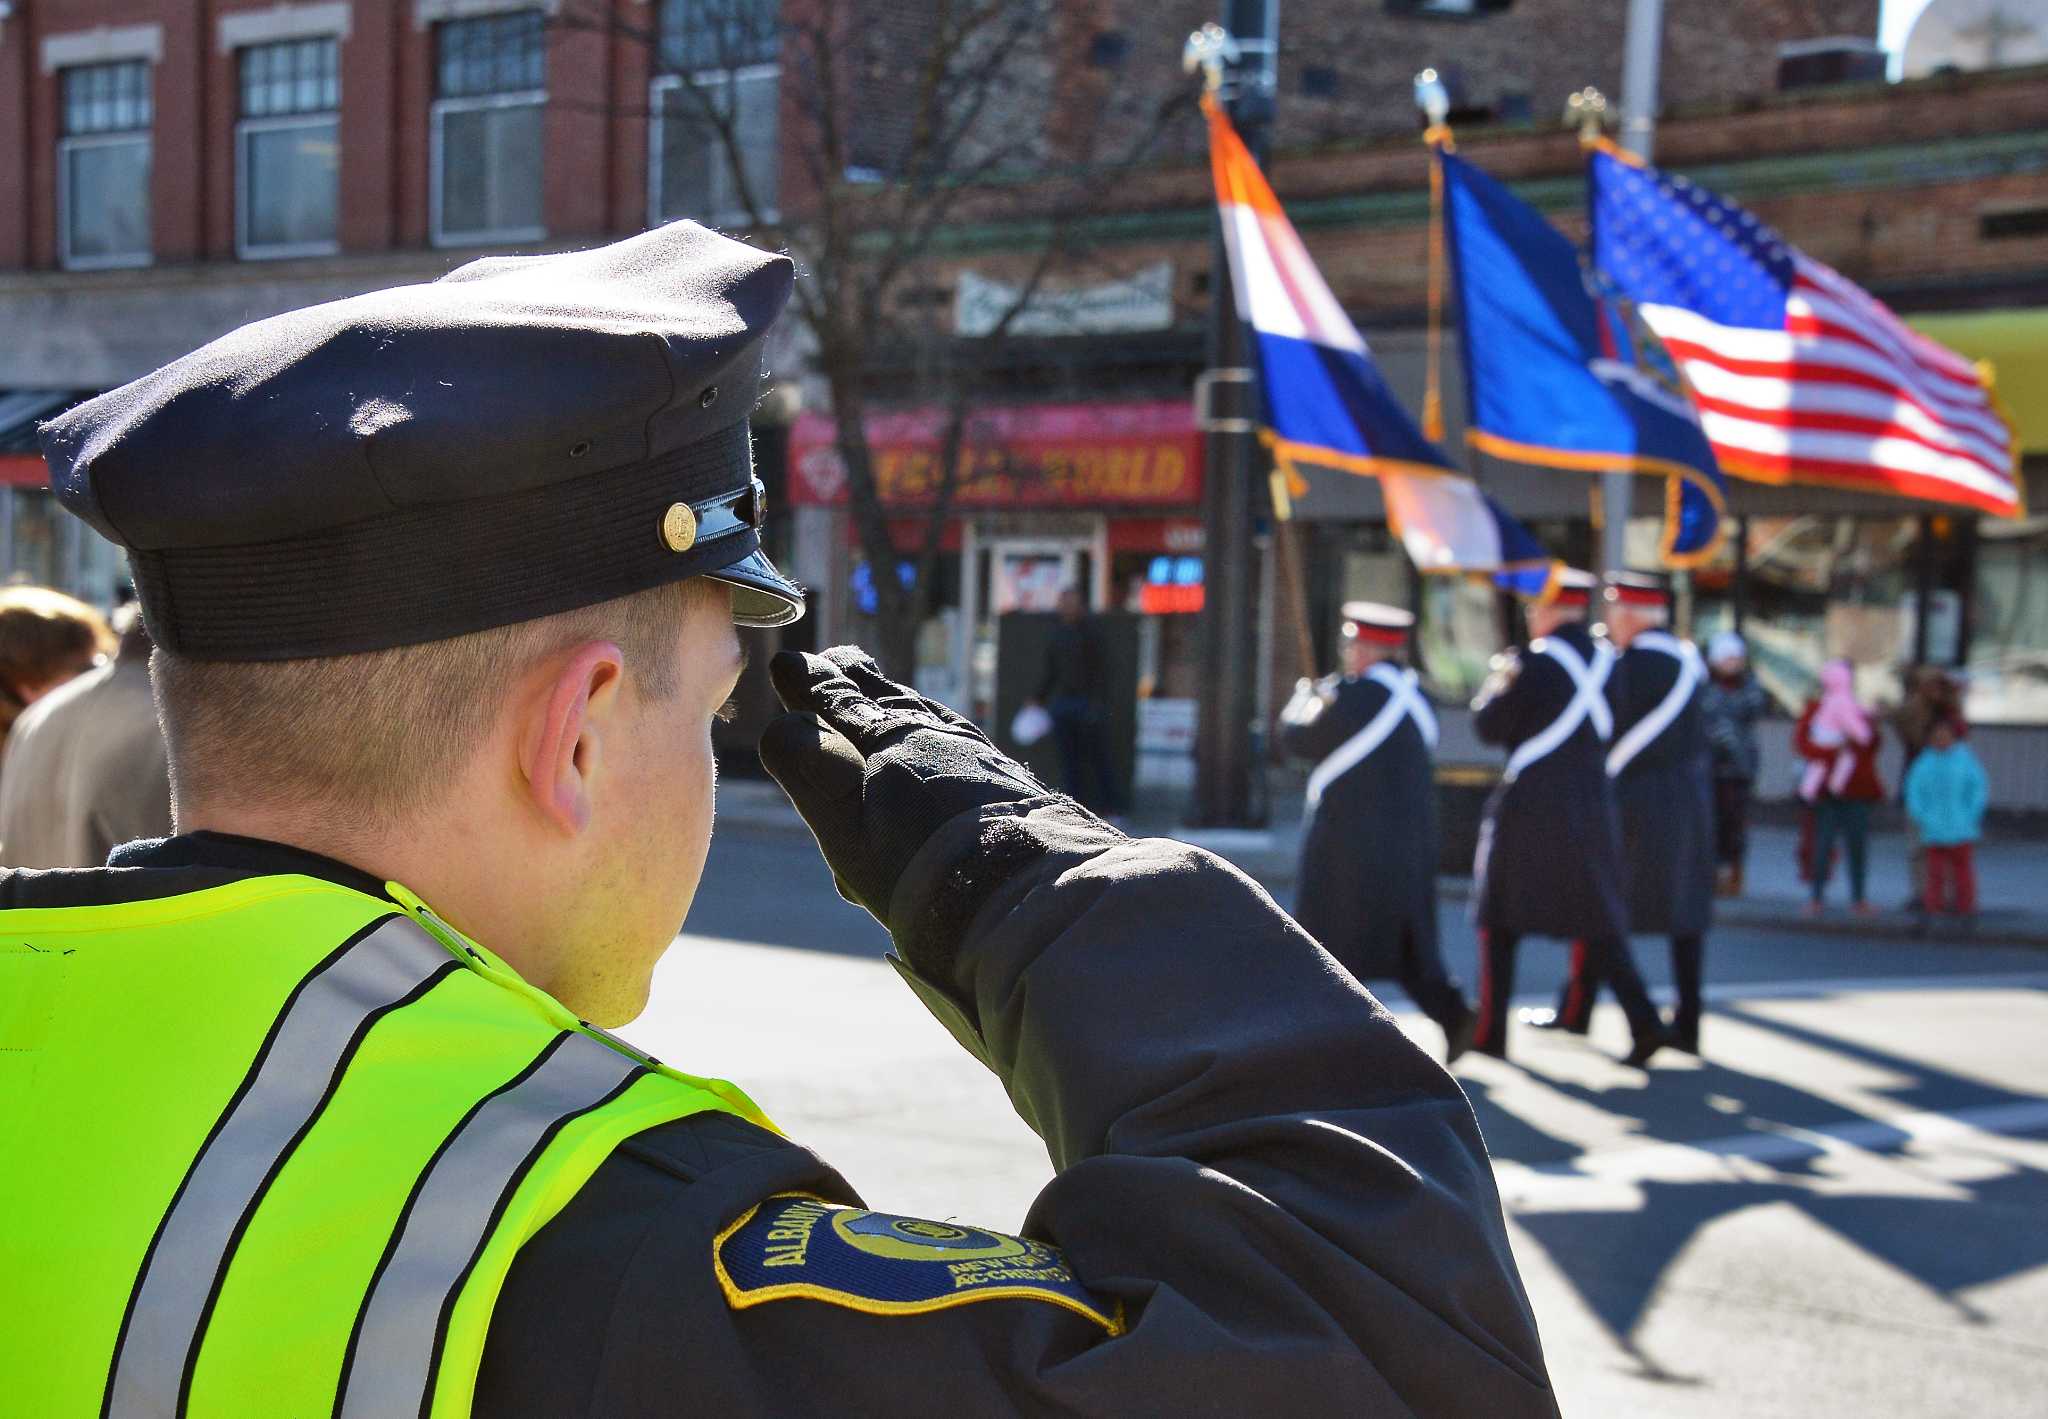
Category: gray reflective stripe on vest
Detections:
[
  {"x1": 1502, "y1": 638, "x2": 1615, "y2": 784},
  {"x1": 1305, "y1": 665, "x2": 1437, "y2": 810},
  {"x1": 104, "y1": 916, "x2": 457, "y2": 1419},
  {"x1": 334, "y1": 1030, "x2": 643, "y2": 1419},
  {"x1": 1605, "y1": 631, "x2": 1705, "y2": 778}
]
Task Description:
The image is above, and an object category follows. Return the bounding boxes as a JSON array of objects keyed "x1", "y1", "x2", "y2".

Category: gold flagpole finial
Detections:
[{"x1": 1566, "y1": 87, "x2": 1611, "y2": 145}]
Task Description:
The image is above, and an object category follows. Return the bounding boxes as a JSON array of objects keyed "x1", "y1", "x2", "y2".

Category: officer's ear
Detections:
[{"x1": 520, "y1": 640, "x2": 625, "y2": 835}]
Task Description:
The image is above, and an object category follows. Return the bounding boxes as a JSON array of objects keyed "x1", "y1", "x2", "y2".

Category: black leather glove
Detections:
[{"x1": 757, "y1": 646, "x2": 1057, "y2": 935}]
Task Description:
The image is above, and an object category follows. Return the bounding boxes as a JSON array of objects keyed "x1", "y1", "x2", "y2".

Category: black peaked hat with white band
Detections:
[
  {"x1": 1539, "y1": 567, "x2": 1598, "y2": 607},
  {"x1": 39, "y1": 220, "x2": 804, "y2": 661},
  {"x1": 1603, "y1": 570, "x2": 1673, "y2": 609},
  {"x1": 1339, "y1": 601, "x2": 1414, "y2": 645}
]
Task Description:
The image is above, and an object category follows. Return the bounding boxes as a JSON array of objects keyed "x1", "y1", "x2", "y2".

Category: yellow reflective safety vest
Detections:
[{"x1": 0, "y1": 872, "x2": 768, "y2": 1418}]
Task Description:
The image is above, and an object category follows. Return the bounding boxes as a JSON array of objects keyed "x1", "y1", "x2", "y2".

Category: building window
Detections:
[
  {"x1": 649, "y1": 0, "x2": 779, "y2": 228},
  {"x1": 58, "y1": 60, "x2": 153, "y2": 270},
  {"x1": 237, "y1": 38, "x2": 341, "y2": 258},
  {"x1": 432, "y1": 10, "x2": 546, "y2": 247}
]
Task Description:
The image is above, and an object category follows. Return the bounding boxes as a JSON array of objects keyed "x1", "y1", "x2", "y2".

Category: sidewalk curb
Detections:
[{"x1": 712, "y1": 791, "x2": 2048, "y2": 949}]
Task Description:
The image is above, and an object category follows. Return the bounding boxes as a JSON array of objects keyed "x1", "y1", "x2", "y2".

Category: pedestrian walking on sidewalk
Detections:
[
  {"x1": 1469, "y1": 570, "x2": 1667, "y2": 1070},
  {"x1": 1795, "y1": 660, "x2": 1884, "y2": 915},
  {"x1": 1028, "y1": 588, "x2": 1125, "y2": 817},
  {"x1": 1700, "y1": 631, "x2": 1768, "y2": 897},
  {"x1": 1279, "y1": 601, "x2": 1475, "y2": 1062},
  {"x1": 1533, "y1": 575, "x2": 1715, "y2": 1053},
  {"x1": 1903, "y1": 716, "x2": 1986, "y2": 931}
]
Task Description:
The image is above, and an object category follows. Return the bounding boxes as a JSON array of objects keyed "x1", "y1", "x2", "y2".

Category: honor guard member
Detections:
[
  {"x1": 1279, "y1": 602, "x2": 1476, "y2": 1060},
  {"x1": 1528, "y1": 574, "x2": 1714, "y2": 1051},
  {"x1": 1469, "y1": 570, "x2": 1668, "y2": 1068},
  {"x1": 3, "y1": 224, "x2": 1559, "y2": 1417}
]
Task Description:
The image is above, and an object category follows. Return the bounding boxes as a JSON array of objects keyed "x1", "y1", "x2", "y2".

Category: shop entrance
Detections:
[{"x1": 961, "y1": 523, "x2": 1108, "y2": 720}]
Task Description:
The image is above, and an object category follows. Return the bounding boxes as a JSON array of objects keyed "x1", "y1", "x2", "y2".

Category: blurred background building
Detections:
[{"x1": 0, "y1": 0, "x2": 2042, "y2": 806}]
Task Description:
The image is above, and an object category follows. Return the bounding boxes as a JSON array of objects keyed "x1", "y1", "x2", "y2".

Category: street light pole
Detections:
[
  {"x1": 1189, "y1": 1, "x2": 1276, "y2": 828},
  {"x1": 1600, "y1": 0, "x2": 1665, "y2": 583}
]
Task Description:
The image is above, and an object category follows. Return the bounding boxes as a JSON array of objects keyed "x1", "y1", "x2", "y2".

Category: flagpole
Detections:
[
  {"x1": 1601, "y1": 0, "x2": 1666, "y2": 583},
  {"x1": 1186, "y1": 6, "x2": 1276, "y2": 829}
]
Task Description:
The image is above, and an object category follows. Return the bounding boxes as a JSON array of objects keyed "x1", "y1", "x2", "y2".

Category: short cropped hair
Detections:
[{"x1": 153, "y1": 578, "x2": 713, "y2": 823}]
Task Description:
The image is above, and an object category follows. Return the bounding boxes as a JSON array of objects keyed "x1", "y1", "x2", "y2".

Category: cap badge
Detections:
[{"x1": 661, "y1": 502, "x2": 699, "y2": 553}]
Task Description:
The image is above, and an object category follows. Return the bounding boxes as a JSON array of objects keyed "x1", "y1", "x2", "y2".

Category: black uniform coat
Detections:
[
  {"x1": 1608, "y1": 634, "x2": 1717, "y2": 936},
  {"x1": 1471, "y1": 621, "x2": 1629, "y2": 942},
  {"x1": 1279, "y1": 668, "x2": 1440, "y2": 980},
  {"x1": 4, "y1": 820, "x2": 1559, "y2": 1417}
]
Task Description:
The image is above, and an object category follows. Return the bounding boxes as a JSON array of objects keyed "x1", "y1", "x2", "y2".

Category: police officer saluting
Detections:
[
  {"x1": 3, "y1": 225, "x2": 1558, "y2": 1416},
  {"x1": 1470, "y1": 570, "x2": 1668, "y2": 1068},
  {"x1": 1280, "y1": 602, "x2": 1475, "y2": 1061},
  {"x1": 1530, "y1": 574, "x2": 1714, "y2": 1052}
]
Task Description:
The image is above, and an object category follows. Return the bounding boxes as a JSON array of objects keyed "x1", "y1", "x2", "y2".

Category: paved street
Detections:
[{"x1": 629, "y1": 823, "x2": 2048, "y2": 1418}]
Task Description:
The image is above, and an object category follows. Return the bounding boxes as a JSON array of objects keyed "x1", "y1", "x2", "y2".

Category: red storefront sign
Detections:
[{"x1": 789, "y1": 401, "x2": 1201, "y2": 509}]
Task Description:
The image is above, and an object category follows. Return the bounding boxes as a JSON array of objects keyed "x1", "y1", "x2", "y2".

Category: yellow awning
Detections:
[{"x1": 1906, "y1": 307, "x2": 2048, "y2": 455}]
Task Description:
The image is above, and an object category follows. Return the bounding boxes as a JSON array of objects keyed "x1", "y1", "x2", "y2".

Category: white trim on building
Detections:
[
  {"x1": 40, "y1": 24, "x2": 163, "y2": 74},
  {"x1": 218, "y1": 3, "x2": 353, "y2": 53}
]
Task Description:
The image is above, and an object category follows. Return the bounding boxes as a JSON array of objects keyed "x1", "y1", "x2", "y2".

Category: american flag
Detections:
[{"x1": 1588, "y1": 146, "x2": 2020, "y2": 517}]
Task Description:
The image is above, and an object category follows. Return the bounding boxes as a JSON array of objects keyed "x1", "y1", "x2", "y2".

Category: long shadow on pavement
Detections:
[{"x1": 1475, "y1": 1002, "x2": 2048, "y2": 1378}]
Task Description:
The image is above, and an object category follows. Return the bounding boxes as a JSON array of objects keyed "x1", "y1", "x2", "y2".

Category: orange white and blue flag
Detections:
[{"x1": 1204, "y1": 94, "x2": 1554, "y2": 592}]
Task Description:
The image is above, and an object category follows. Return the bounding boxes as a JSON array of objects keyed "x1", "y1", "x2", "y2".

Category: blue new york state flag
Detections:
[{"x1": 1434, "y1": 141, "x2": 1726, "y2": 565}]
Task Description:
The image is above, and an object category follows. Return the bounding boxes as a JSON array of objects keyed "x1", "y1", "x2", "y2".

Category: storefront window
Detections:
[
  {"x1": 844, "y1": 551, "x2": 963, "y2": 708},
  {"x1": 1417, "y1": 575, "x2": 1503, "y2": 703},
  {"x1": 1692, "y1": 514, "x2": 1971, "y2": 715},
  {"x1": 1968, "y1": 515, "x2": 2048, "y2": 725}
]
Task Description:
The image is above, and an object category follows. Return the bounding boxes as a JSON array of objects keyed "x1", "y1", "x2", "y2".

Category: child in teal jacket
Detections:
[{"x1": 1903, "y1": 719, "x2": 1987, "y2": 924}]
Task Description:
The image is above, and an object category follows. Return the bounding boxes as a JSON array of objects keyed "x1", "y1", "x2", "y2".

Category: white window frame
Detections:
[
  {"x1": 236, "y1": 111, "x2": 343, "y2": 261},
  {"x1": 429, "y1": 87, "x2": 547, "y2": 247},
  {"x1": 57, "y1": 129, "x2": 153, "y2": 271},
  {"x1": 646, "y1": 63, "x2": 780, "y2": 230}
]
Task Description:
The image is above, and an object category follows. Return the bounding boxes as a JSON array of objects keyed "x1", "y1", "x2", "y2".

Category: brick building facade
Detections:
[{"x1": 0, "y1": 0, "x2": 2044, "y2": 791}]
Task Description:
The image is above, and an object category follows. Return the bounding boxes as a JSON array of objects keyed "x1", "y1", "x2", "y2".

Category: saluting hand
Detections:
[{"x1": 758, "y1": 647, "x2": 1063, "y2": 939}]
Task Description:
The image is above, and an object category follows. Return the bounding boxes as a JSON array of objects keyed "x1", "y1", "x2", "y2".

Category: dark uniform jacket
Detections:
[
  {"x1": 1607, "y1": 633, "x2": 1716, "y2": 937},
  {"x1": 3, "y1": 818, "x2": 1558, "y2": 1417},
  {"x1": 1279, "y1": 667, "x2": 1440, "y2": 979},
  {"x1": 1472, "y1": 621, "x2": 1628, "y2": 942}
]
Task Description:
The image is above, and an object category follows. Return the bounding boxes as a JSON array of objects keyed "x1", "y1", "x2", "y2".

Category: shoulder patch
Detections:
[{"x1": 714, "y1": 1194, "x2": 1122, "y2": 1334}]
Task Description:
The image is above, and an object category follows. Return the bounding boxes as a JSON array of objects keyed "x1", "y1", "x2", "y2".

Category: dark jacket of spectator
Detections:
[
  {"x1": 1700, "y1": 671, "x2": 1769, "y2": 783},
  {"x1": 1895, "y1": 667, "x2": 1966, "y2": 771}
]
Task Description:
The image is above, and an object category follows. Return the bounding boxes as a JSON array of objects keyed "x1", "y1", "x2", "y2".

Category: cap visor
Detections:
[{"x1": 704, "y1": 547, "x2": 806, "y2": 628}]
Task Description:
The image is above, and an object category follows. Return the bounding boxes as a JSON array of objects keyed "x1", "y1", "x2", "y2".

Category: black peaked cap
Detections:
[{"x1": 40, "y1": 220, "x2": 804, "y2": 661}]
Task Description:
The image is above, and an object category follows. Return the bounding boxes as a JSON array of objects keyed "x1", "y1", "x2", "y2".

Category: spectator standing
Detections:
[
  {"x1": 1894, "y1": 667, "x2": 1967, "y2": 909},
  {"x1": 1699, "y1": 631, "x2": 1769, "y2": 897},
  {"x1": 1902, "y1": 717, "x2": 1986, "y2": 932},
  {"x1": 0, "y1": 606, "x2": 171, "y2": 867},
  {"x1": 0, "y1": 586, "x2": 112, "y2": 756},
  {"x1": 1031, "y1": 588, "x2": 1124, "y2": 817},
  {"x1": 1794, "y1": 660, "x2": 1884, "y2": 915}
]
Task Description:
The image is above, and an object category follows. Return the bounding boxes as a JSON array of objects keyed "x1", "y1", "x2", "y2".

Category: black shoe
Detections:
[
  {"x1": 1444, "y1": 1007, "x2": 1479, "y2": 1065},
  {"x1": 1468, "y1": 1037, "x2": 1509, "y2": 1062},
  {"x1": 1669, "y1": 1021, "x2": 1700, "y2": 1055},
  {"x1": 1621, "y1": 1027, "x2": 1670, "y2": 1070},
  {"x1": 1519, "y1": 1007, "x2": 1588, "y2": 1035}
]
